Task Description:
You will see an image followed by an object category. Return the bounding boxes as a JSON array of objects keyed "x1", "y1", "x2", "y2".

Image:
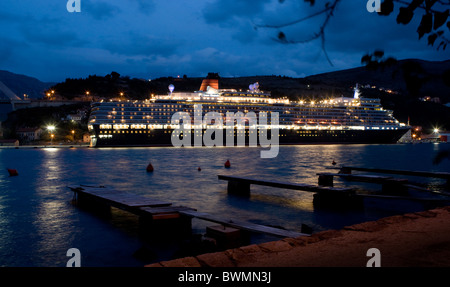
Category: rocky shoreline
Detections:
[{"x1": 147, "y1": 206, "x2": 450, "y2": 267}]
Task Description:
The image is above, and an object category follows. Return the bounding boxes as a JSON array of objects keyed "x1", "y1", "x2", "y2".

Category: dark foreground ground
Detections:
[{"x1": 147, "y1": 206, "x2": 450, "y2": 267}]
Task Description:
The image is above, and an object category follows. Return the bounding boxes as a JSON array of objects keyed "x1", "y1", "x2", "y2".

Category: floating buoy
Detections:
[
  {"x1": 198, "y1": 167, "x2": 201, "y2": 171},
  {"x1": 224, "y1": 160, "x2": 231, "y2": 168},
  {"x1": 332, "y1": 160, "x2": 336, "y2": 166},
  {"x1": 7, "y1": 169, "x2": 18, "y2": 176},
  {"x1": 146, "y1": 163, "x2": 154, "y2": 172}
]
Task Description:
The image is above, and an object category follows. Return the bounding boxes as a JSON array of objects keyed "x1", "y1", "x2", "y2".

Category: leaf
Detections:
[
  {"x1": 408, "y1": 0, "x2": 425, "y2": 10},
  {"x1": 425, "y1": 0, "x2": 438, "y2": 12},
  {"x1": 417, "y1": 13, "x2": 433, "y2": 39},
  {"x1": 434, "y1": 9, "x2": 449, "y2": 30},
  {"x1": 397, "y1": 7, "x2": 414, "y2": 25},
  {"x1": 278, "y1": 31, "x2": 288, "y2": 43},
  {"x1": 427, "y1": 33, "x2": 438, "y2": 46},
  {"x1": 361, "y1": 54, "x2": 372, "y2": 65},
  {"x1": 373, "y1": 50, "x2": 385, "y2": 59},
  {"x1": 378, "y1": 0, "x2": 394, "y2": 16}
]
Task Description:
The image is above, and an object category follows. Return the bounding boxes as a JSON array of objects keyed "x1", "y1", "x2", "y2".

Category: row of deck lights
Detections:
[{"x1": 47, "y1": 90, "x2": 126, "y2": 99}]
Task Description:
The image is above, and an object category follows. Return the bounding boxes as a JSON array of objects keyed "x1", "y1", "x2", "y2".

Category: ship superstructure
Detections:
[{"x1": 88, "y1": 78, "x2": 409, "y2": 147}]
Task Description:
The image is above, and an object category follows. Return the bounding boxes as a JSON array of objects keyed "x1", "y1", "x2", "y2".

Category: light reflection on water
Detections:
[{"x1": 0, "y1": 143, "x2": 449, "y2": 266}]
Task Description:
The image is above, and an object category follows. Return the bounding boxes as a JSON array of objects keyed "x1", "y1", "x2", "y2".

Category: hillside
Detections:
[
  {"x1": 305, "y1": 59, "x2": 450, "y2": 102},
  {"x1": 0, "y1": 70, "x2": 53, "y2": 99},
  {"x1": 43, "y1": 59, "x2": 450, "y2": 130},
  {"x1": 1, "y1": 58, "x2": 449, "y2": 132}
]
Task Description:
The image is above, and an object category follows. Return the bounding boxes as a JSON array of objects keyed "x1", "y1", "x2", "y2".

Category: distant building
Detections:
[
  {"x1": 67, "y1": 114, "x2": 82, "y2": 122},
  {"x1": 16, "y1": 127, "x2": 43, "y2": 142},
  {"x1": 440, "y1": 132, "x2": 450, "y2": 143},
  {"x1": 83, "y1": 133, "x2": 91, "y2": 143},
  {"x1": 66, "y1": 109, "x2": 88, "y2": 123},
  {"x1": 0, "y1": 139, "x2": 19, "y2": 146},
  {"x1": 420, "y1": 96, "x2": 441, "y2": 103}
]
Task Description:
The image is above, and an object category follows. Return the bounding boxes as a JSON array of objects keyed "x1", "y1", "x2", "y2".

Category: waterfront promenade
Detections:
[
  {"x1": 0, "y1": 144, "x2": 90, "y2": 149},
  {"x1": 147, "y1": 206, "x2": 450, "y2": 267}
]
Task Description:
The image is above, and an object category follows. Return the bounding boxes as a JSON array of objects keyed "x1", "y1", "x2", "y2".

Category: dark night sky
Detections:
[{"x1": 0, "y1": 0, "x2": 448, "y2": 82}]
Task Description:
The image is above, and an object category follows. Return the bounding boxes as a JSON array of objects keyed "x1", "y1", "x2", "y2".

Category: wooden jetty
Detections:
[
  {"x1": 339, "y1": 166, "x2": 450, "y2": 185},
  {"x1": 68, "y1": 184, "x2": 194, "y2": 234},
  {"x1": 218, "y1": 172, "x2": 450, "y2": 208},
  {"x1": 316, "y1": 172, "x2": 409, "y2": 195},
  {"x1": 317, "y1": 167, "x2": 450, "y2": 204},
  {"x1": 69, "y1": 185, "x2": 173, "y2": 210},
  {"x1": 217, "y1": 175, "x2": 360, "y2": 207},
  {"x1": 218, "y1": 175, "x2": 354, "y2": 194},
  {"x1": 179, "y1": 210, "x2": 307, "y2": 238},
  {"x1": 68, "y1": 185, "x2": 306, "y2": 240}
]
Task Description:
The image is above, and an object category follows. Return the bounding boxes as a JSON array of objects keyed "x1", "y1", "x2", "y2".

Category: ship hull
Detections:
[{"x1": 90, "y1": 126, "x2": 410, "y2": 147}]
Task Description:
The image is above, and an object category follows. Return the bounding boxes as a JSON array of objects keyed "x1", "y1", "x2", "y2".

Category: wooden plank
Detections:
[
  {"x1": 68, "y1": 185, "x2": 172, "y2": 210},
  {"x1": 317, "y1": 173, "x2": 394, "y2": 183},
  {"x1": 357, "y1": 194, "x2": 450, "y2": 202},
  {"x1": 317, "y1": 173, "x2": 392, "y2": 180},
  {"x1": 218, "y1": 175, "x2": 353, "y2": 193},
  {"x1": 139, "y1": 206, "x2": 196, "y2": 215},
  {"x1": 84, "y1": 192, "x2": 171, "y2": 207},
  {"x1": 152, "y1": 213, "x2": 180, "y2": 220},
  {"x1": 343, "y1": 166, "x2": 450, "y2": 179},
  {"x1": 405, "y1": 184, "x2": 450, "y2": 197},
  {"x1": 179, "y1": 210, "x2": 308, "y2": 238}
]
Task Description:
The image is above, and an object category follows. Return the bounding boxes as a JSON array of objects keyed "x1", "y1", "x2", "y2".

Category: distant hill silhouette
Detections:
[
  {"x1": 1, "y1": 58, "x2": 449, "y2": 131},
  {"x1": 304, "y1": 59, "x2": 450, "y2": 103},
  {"x1": 0, "y1": 70, "x2": 53, "y2": 99}
]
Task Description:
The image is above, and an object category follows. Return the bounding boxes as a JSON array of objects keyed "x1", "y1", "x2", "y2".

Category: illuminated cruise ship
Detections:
[{"x1": 88, "y1": 78, "x2": 410, "y2": 147}]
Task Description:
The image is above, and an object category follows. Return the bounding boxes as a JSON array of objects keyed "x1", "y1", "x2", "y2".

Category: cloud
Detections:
[
  {"x1": 202, "y1": 0, "x2": 272, "y2": 24},
  {"x1": 103, "y1": 32, "x2": 181, "y2": 57},
  {"x1": 83, "y1": 1, "x2": 120, "y2": 20},
  {"x1": 0, "y1": 0, "x2": 446, "y2": 83},
  {"x1": 132, "y1": 0, "x2": 155, "y2": 14},
  {"x1": 0, "y1": 37, "x2": 26, "y2": 65},
  {"x1": 17, "y1": 15, "x2": 88, "y2": 47}
]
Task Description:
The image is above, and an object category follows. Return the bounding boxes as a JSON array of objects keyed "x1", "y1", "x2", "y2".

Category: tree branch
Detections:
[{"x1": 255, "y1": 0, "x2": 341, "y2": 66}]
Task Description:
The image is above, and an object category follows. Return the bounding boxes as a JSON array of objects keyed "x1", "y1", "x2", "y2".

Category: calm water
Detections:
[{"x1": 0, "y1": 143, "x2": 449, "y2": 267}]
